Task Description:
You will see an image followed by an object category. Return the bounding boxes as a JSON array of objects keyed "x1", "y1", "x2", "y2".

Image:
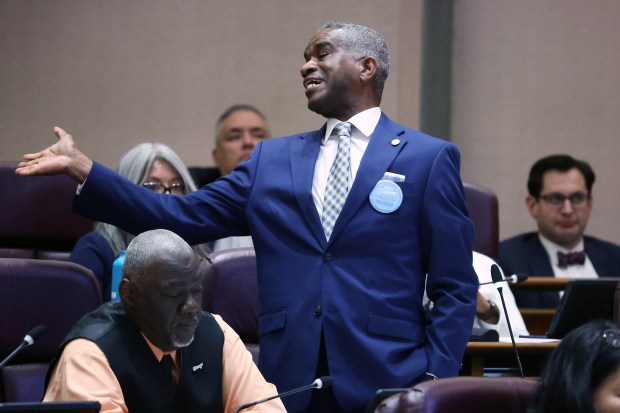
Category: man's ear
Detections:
[
  {"x1": 212, "y1": 147, "x2": 220, "y2": 166},
  {"x1": 119, "y1": 278, "x2": 136, "y2": 307},
  {"x1": 525, "y1": 195, "x2": 539, "y2": 219},
  {"x1": 359, "y1": 56, "x2": 378, "y2": 83}
]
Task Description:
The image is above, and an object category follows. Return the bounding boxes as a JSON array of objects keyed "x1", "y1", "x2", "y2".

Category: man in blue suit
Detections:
[
  {"x1": 17, "y1": 21, "x2": 477, "y2": 413},
  {"x1": 499, "y1": 154, "x2": 620, "y2": 308}
]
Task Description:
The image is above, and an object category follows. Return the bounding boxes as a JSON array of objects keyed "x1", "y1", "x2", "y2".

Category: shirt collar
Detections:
[
  {"x1": 323, "y1": 107, "x2": 381, "y2": 143},
  {"x1": 141, "y1": 332, "x2": 177, "y2": 362},
  {"x1": 538, "y1": 233, "x2": 585, "y2": 256}
]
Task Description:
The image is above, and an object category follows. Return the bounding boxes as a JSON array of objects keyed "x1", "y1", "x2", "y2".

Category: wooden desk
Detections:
[
  {"x1": 520, "y1": 308, "x2": 556, "y2": 335},
  {"x1": 463, "y1": 341, "x2": 559, "y2": 377},
  {"x1": 511, "y1": 277, "x2": 570, "y2": 291}
]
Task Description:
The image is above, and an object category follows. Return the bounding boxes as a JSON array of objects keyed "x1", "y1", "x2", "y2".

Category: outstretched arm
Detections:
[{"x1": 15, "y1": 126, "x2": 93, "y2": 183}]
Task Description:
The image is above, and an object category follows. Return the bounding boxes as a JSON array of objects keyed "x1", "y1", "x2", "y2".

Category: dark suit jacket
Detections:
[
  {"x1": 69, "y1": 231, "x2": 115, "y2": 301},
  {"x1": 188, "y1": 166, "x2": 221, "y2": 188},
  {"x1": 72, "y1": 113, "x2": 477, "y2": 413},
  {"x1": 499, "y1": 232, "x2": 620, "y2": 308}
]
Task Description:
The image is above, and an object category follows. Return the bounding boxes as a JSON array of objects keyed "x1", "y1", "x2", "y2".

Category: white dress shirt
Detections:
[
  {"x1": 538, "y1": 234, "x2": 598, "y2": 279},
  {"x1": 211, "y1": 236, "x2": 254, "y2": 253},
  {"x1": 312, "y1": 107, "x2": 381, "y2": 217}
]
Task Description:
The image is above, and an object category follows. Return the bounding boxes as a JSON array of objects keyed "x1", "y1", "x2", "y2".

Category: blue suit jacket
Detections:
[
  {"x1": 499, "y1": 232, "x2": 620, "y2": 308},
  {"x1": 73, "y1": 114, "x2": 477, "y2": 413}
]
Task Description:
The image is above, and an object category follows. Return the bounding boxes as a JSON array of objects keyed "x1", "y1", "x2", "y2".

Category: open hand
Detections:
[{"x1": 15, "y1": 127, "x2": 93, "y2": 182}]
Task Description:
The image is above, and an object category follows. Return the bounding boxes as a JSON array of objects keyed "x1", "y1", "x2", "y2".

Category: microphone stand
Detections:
[
  {"x1": 234, "y1": 376, "x2": 332, "y2": 413},
  {"x1": 496, "y1": 286, "x2": 525, "y2": 378},
  {"x1": 0, "y1": 325, "x2": 46, "y2": 367},
  {"x1": 490, "y1": 264, "x2": 524, "y2": 378}
]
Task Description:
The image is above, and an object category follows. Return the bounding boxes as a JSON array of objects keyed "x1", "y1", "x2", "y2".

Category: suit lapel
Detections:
[
  {"x1": 328, "y1": 115, "x2": 407, "y2": 243},
  {"x1": 527, "y1": 236, "x2": 555, "y2": 275},
  {"x1": 585, "y1": 237, "x2": 609, "y2": 275},
  {"x1": 290, "y1": 127, "x2": 326, "y2": 246}
]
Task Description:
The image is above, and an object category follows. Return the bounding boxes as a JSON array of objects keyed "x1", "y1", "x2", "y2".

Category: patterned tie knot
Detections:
[
  {"x1": 332, "y1": 122, "x2": 352, "y2": 139},
  {"x1": 557, "y1": 250, "x2": 586, "y2": 268}
]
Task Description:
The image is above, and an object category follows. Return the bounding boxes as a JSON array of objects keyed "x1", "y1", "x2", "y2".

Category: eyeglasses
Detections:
[
  {"x1": 601, "y1": 329, "x2": 620, "y2": 347},
  {"x1": 142, "y1": 182, "x2": 185, "y2": 194},
  {"x1": 538, "y1": 192, "x2": 589, "y2": 208}
]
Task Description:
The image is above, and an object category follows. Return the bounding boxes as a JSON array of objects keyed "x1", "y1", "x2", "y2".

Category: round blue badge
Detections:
[{"x1": 369, "y1": 180, "x2": 403, "y2": 213}]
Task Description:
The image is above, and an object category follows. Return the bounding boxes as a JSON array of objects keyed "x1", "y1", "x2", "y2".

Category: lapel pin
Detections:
[{"x1": 391, "y1": 139, "x2": 400, "y2": 146}]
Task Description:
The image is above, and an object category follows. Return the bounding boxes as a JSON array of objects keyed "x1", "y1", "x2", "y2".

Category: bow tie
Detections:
[{"x1": 557, "y1": 251, "x2": 586, "y2": 268}]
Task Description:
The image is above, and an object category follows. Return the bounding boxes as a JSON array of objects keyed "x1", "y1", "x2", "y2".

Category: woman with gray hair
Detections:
[{"x1": 70, "y1": 142, "x2": 206, "y2": 301}]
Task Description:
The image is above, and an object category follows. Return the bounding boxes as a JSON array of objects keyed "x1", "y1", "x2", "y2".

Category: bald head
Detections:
[
  {"x1": 123, "y1": 229, "x2": 198, "y2": 285},
  {"x1": 120, "y1": 229, "x2": 203, "y2": 351}
]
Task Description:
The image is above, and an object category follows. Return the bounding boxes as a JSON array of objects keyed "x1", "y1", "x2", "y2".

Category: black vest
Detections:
[{"x1": 46, "y1": 302, "x2": 224, "y2": 413}]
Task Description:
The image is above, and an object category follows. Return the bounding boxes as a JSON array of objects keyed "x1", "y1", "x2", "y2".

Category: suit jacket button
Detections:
[
  {"x1": 313, "y1": 306, "x2": 322, "y2": 317},
  {"x1": 323, "y1": 253, "x2": 334, "y2": 262}
]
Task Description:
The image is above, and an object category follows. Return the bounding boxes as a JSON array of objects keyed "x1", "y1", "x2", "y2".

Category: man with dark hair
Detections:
[
  {"x1": 499, "y1": 154, "x2": 620, "y2": 308},
  {"x1": 44, "y1": 229, "x2": 285, "y2": 413},
  {"x1": 18, "y1": 21, "x2": 477, "y2": 413}
]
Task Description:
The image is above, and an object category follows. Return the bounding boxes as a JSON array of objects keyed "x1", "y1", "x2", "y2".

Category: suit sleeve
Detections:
[
  {"x1": 420, "y1": 143, "x2": 478, "y2": 377},
  {"x1": 73, "y1": 150, "x2": 258, "y2": 246}
]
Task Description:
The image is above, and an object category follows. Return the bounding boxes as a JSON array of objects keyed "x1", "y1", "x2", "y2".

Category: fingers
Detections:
[
  {"x1": 17, "y1": 153, "x2": 45, "y2": 171},
  {"x1": 18, "y1": 154, "x2": 44, "y2": 172},
  {"x1": 16, "y1": 126, "x2": 68, "y2": 175},
  {"x1": 15, "y1": 160, "x2": 40, "y2": 176},
  {"x1": 54, "y1": 126, "x2": 72, "y2": 142},
  {"x1": 16, "y1": 126, "x2": 83, "y2": 178},
  {"x1": 54, "y1": 126, "x2": 64, "y2": 138}
]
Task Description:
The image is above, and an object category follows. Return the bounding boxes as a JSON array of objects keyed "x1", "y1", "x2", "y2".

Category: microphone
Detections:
[
  {"x1": 0, "y1": 324, "x2": 46, "y2": 367},
  {"x1": 234, "y1": 376, "x2": 332, "y2": 413},
  {"x1": 490, "y1": 264, "x2": 524, "y2": 378},
  {"x1": 479, "y1": 273, "x2": 528, "y2": 286}
]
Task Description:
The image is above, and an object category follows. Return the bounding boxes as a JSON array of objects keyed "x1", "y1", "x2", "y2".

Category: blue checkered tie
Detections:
[{"x1": 321, "y1": 122, "x2": 352, "y2": 240}]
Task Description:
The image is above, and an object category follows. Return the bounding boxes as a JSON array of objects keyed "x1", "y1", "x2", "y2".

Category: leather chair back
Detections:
[
  {"x1": 0, "y1": 162, "x2": 94, "y2": 259},
  {"x1": 0, "y1": 258, "x2": 102, "y2": 402},
  {"x1": 201, "y1": 248, "x2": 259, "y2": 363},
  {"x1": 375, "y1": 377, "x2": 537, "y2": 413},
  {"x1": 463, "y1": 182, "x2": 499, "y2": 260}
]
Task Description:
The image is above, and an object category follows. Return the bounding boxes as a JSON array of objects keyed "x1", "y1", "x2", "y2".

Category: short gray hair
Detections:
[
  {"x1": 94, "y1": 142, "x2": 198, "y2": 257},
  {"x1": 318, "y1": 21, "x2": 390, "y2": 99},
  {"x1": 123, "y1": 229, "x2": 196, "y2": 284},
  {"x1": 214, "y1": 104, "x2": 267, "y2": 146}
]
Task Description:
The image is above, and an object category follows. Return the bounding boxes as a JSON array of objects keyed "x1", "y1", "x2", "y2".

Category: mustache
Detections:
[{"x1": 177, "y1": 314, "x2": 200, "y2": 326}]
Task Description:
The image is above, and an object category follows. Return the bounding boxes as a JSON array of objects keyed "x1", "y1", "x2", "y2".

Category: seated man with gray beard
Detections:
[{"x1": 43, "y1": 229, "x2": 285, "y2": 413}]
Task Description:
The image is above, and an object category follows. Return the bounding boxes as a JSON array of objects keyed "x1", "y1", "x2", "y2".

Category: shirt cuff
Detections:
[{"x1": 76, "y1": 178, "x2": 87, "y2": 195}]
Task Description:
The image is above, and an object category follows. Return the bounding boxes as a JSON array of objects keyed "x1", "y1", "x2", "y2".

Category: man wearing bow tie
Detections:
[{"x1": 499, "y1": 154, "x2": 620, "y2": 308}]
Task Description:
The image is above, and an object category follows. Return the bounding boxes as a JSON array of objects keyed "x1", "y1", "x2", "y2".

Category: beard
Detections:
[
  {"x1": 171, "y1": 333, "x2": 195, "y2": 348},
  {"x1": 170, "y1": 313, "x2": 200, "y2": 348}
]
